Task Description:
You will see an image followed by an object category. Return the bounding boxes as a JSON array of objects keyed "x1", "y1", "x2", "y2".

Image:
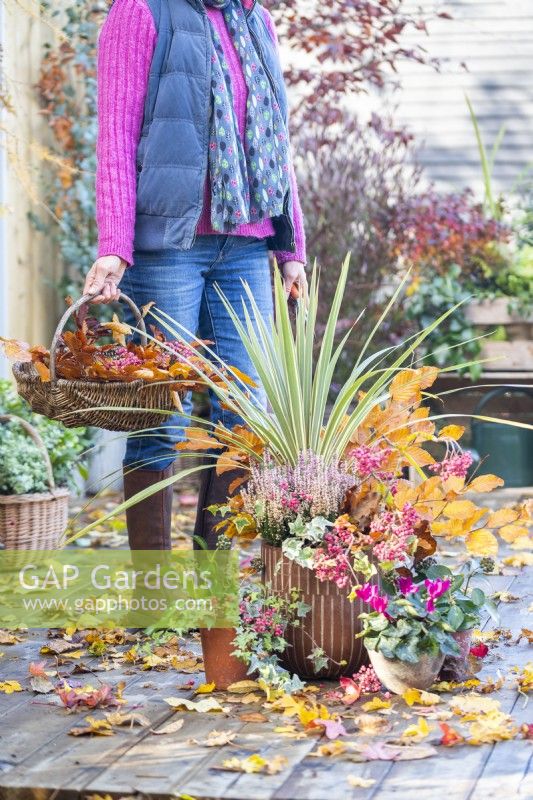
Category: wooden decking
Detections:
[{"x1": 0, "y1": 556, "x2": 531, "y2": 800}]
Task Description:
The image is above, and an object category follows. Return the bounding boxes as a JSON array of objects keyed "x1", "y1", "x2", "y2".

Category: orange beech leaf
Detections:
[
  {"x1": 390, "y1": 369, "x2": 422, "y2": 405},
  {"x1": 175, "y1": 427, "x2": 223, "y2": 452},
  {"x1": 499, "y1": 524, "x2": 530, "y2": 543},
  {"x1": 438, "y1": 424, "x2": 465, "y2": 441},
  {"x1": 466, "y1": 528, "x2": 499, "y2": 556},
  {"x1": 467, "y1": 474, "x2": 504, "y2": 493},
  {"x1": 141, "y1": 301, "x2": 156, "y2": 317},
  {"x1": 445, "y1": 500, "x2": 485, "y2": 520},
  {"x1": 487, "y1": 507, "x2": 520, "y2": 528},
  {"x1": 0, "y1": 336, "x2": 33, "y2": 363},
  {"x1": 34, "y1": 361, "x2": 51, "y2": 382}
]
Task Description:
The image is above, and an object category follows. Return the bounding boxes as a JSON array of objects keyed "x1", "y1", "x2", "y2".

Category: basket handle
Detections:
[
  {"x1": 0, "y1": 414, "x2": 56, "y2": 491},
  {"x1": 49, "y1": 291, "x2": 148, "y2": 382}
]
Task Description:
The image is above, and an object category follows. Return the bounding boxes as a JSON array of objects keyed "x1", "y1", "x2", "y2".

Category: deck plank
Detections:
[{"x1": 0, "y1": 559, "x2": 529, "y2": 800}]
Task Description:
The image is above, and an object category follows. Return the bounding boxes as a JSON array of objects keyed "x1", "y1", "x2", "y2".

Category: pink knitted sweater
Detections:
[{"x1": 96, "y1": 0, "x2": 306, "y2": 266}]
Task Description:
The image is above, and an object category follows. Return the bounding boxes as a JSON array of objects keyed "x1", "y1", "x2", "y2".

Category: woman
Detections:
[{"x1": 84, "y1": 0, "x2": 307, "y2": 551}]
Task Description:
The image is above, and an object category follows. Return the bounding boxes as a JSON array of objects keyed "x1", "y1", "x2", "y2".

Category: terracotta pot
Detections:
[
  {"x1": 200, "y1": 628, "x2": 249, "y2": 690},
  {"x1": 262, "y1": 543, "x2": 369, "y2": 680},
  {"x1": 368, "y1": 649, "x2": 445, "y2": 695},
  {"x1": 439, "y1": 629, "x2": 473, "y2": 682}
]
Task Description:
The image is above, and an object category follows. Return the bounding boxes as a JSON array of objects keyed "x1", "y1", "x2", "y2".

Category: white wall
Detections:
[{"x1": 387, "y1": 0, "x2": 533, "y2": 194}]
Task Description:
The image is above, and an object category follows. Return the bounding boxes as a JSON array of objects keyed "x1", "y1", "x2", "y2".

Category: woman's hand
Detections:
[
  {"x1": 83, "y1": 255, "x2": 128, "y2": 304},
  {"x1": 282, "y1": 261, "x2": 308, "y2": 307}
]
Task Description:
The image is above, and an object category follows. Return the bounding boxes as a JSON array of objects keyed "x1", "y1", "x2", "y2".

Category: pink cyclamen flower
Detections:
[
  {"x1": 356, "y1": 583, "x2": 388, "y2": 614},
  {"x1": 397, "y1": 576, "x2": 419, "y2": 596},
  {"x1": 424, "y1": 578, "x2": 451, "y2": 612}
]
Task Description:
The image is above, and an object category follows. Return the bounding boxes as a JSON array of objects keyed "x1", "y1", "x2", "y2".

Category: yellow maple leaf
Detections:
[
  {"x1": 0, "y1": 680, "x2": 23, "y2": 694},
  {"x1": 450, "y1": 693, "x2": 500, "y2": 718},
  {"x1": 361, "y1": 697, "x2": 391, "y2": 712},
  {"x1": 402, "y1": 717, "x2": 432, "y2": 741},
  {"x1": 467, "y1": 710, "x2": 518, "y2": 744},
  {"x1": 402, "y1": 688, "x2": 440, "y2": 707},
  {"x1": 195, "y1": 682, "x2": 216, "y2": 694}
]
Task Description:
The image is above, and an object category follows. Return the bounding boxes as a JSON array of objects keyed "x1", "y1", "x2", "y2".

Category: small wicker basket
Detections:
[
  {"x1": 13, "y1": 292, "x2": 180, "y2": 432},
  {"x1": 0, "y1": 415, "x2": 69, "y2": 550}
]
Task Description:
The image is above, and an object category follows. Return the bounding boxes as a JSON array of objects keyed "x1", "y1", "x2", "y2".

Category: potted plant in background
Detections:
[{"x1": 0, "y1": 380, "x2": 87, "y2": 550}]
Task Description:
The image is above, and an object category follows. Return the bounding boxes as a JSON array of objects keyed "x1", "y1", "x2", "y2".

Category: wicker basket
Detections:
[
  {"x1": 0, "y1": 415, "x2": 69, "y2": 550},
  {"x1": 13, "y1": 292, "x2": 180, "y2": 432}
]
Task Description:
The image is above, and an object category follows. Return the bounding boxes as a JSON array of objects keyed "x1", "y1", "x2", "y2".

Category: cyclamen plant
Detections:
[{"x1": 355, "y1": 576, "x2": 463, "y2": 664}]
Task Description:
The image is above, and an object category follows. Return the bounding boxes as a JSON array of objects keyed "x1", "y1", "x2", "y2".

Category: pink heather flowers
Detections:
[
  {"x1": 241, "y1": 450, "x2": 354, "y2": 543},
  {"x1": 370, "y1": 503, "x2": 419, "y2": 565},
  {"x1": 313, "y1": 520, "x2": 356, "y2": 588},
  {"x1": 356, "y1": 583, "x2": 389, "y2": 614},
  {"x1": 349, "y1": 444, "x2": 392, "y2": 480},
  {"x1": 429, "y1": 451, "x2": 473, "y2": 480},
  {"x1": 424, "y1": 578, "x2": 451, "y2": 612}
]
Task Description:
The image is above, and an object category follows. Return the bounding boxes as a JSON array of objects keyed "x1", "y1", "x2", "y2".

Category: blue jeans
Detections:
[{"x1": 119, "y1": 235, "x2": 273, "y2": 471}]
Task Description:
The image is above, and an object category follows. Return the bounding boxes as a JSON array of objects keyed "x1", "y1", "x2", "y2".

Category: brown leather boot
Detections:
[
  {"x1": 193, "y1": 463, "x2": 244, "y2": 550},
  {"x1": 123, "y1": 465, "x2": 174, "y2": 550}
]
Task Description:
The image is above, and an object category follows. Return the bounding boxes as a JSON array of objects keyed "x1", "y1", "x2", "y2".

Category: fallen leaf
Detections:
[
  {"x1": 311, "y1": 740, "x2": 348, "y2": 758},
  {"x1": 469, "y1": 643, "x2": 489, "y2": 659},
  {"x1": 56, "y1": 681, "x2": 124, "y2": 710},
  {"x1": 450, "y1": 694, "x2": 500, "y2": 717},
  {"x1": 518, "y1": 629, "x2": 533, "y2": 645},
  {"x1": 238, "y1": 712, "x2": 268, "y2": 723},
  {"x1": 226, "y1": 679, "x2": 263, "y2": 694},
  {"x1": 164, "y1": 696, "x2": 227, "y2": 713},
  {"x1": 312, "y1": 718, "x2": 347, "y2": 740},
  {"x1": 0, "y1": 681, "x2": 23, "y2": 694},
  {"x1": 30, "y1": 675, "x2": 55, "y2": 694},
  {"x1": 104, "y1": 711, "x2": 150, "y2": 728},
  {"x1": 347, "y1": 776, "x2": 376, "y2": 788},
  {"x1": 190, "y1": 730, "x2": 237, "y2": 747},
  {"x1": 350, "y1": 741, "x2": 437, "y2": 762},
  {"x1": 195, "y1": 682, "x2": 216, "y2": 694},
  {"x1": 69, "y1": 717, "x2": 114, "y2": 737},
  {"x1": 0, "y1": 631, "x2": 22, "y2": 645},
  {"x1": 503, "y1": 553, "x2": 533, "y2": 568},
  {"x1": 402, "y1": 688, "x2": 440, "y2": 707},
  {"x1": 217, "y1": 754, "x2": 287, "y2": 774},
  {"x1": 361, "y1": 697, "x2": 391, "y2": 712},
  {"x1": 354, "y1": 714, "x2": 391, "y2": 735},
  {"x1": 439, "y1": 722, "x2": 464, "y2": 747},
  {"x1": 151, "y1": 718, "x2": 185, "y2": 735},
  {"x1": 468, "y1": 711, "x2": 518, "y2": 744},
  {"x1": 492, "y1": 591, "x2": 519, "y2": 603},
  {"x1": 401, "y1": 718, "x2": 432, "y2": 741}
]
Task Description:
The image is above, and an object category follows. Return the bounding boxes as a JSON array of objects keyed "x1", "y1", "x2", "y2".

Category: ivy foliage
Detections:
[{"x1": 0, "y1": 380, "x2": 88, "y2": 495}]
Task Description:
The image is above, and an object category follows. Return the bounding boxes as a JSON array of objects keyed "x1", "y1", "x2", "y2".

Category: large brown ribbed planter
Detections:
[{"x1": 262, "y1": 543, "x2": 369, "y2": 680}]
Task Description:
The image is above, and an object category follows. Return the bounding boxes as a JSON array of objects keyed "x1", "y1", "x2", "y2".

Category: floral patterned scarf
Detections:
[{"x1": 203, "y1": 0, "x2": 290, "y2": 231}]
